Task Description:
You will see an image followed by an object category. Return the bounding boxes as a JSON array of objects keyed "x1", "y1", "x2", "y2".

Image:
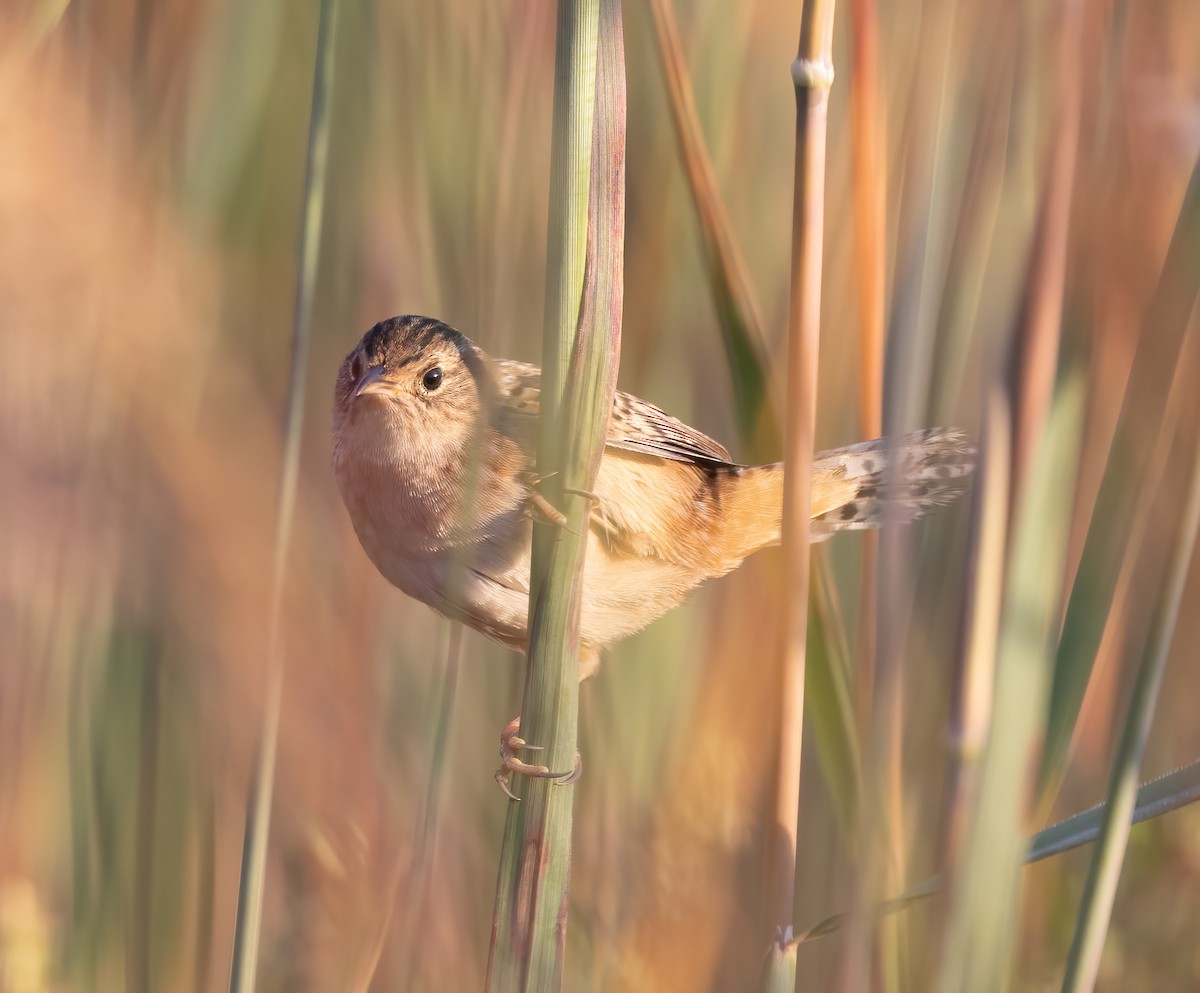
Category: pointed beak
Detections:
[{"x1": 353, "y1": 365, "x2": 399, "y2": 398}]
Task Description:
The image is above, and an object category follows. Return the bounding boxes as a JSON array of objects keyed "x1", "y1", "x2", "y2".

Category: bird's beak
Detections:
[{"x1": 354, "y1": 365, "x2": 400, "y2": 398}]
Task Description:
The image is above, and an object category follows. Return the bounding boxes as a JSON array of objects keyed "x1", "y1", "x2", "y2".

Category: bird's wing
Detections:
[{"x1": 495, "y1": 359, "x2": 738, "y2": 469}]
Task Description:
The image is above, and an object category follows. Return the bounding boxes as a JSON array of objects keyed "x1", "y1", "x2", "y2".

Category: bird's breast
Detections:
[{"x1": 333, "y1": 442, "x2": 535, "y2": 647}]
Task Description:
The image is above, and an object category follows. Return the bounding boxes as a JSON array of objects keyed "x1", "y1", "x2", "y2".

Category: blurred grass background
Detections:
[{"x1": 2, "y1": 0, "x2": 1200, "y2": 990}]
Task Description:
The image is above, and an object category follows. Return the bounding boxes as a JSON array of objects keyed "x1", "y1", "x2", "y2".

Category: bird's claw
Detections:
[
  {"x1": 563, "y1": 486, "x2": 600, "y2": 507},
  {"x1": 495, "y1": 717, "x2": 583, "y2": 800}
]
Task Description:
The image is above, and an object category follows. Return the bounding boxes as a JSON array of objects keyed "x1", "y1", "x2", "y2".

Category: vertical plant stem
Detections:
[
  {"x1": 393, "y1": 626, "x2": 462, "y2": 993},
  {"x1": 761, "y1": 929, "x2": 800, "y2": 991},
  {"x1": 1060, "y1": 377, "x2": 1200, "y2": 993},
  {"x1": 486, "y1": 0, "x2": 597, "y2": 982},
  {"x1": 646, "y1": 0, "x2": 860, "y2": 864},
  {"x1": 849, "y1": 0, "x2": 884, "y2": 445},
  {"x1": 228, "y1": 1, "x2": 340, "y2": 989},
  {"x1": 930, "y1": 379, "x2": 1010, "y2": 987},
  {"x1": 1039, "y1": 156, "x2": 1200, "y2": 805},
  {"x1": 774, "y1": 0, "x2": 838, "y2": 932},
  {"x1": 935, "y1": 377, "x2": 1084, "y2": 993},
  {"x1": 131, "y1": 634, "x2": 160, "y2": 993},
  {"x1": 938, "y1": 383, "x2": 1010, "y2": 875},
  {"x1": 846, "y1": 1, "x2": 886, "y2": 973},
  {"x1": 485, "y1": 1, "x2": 625, "y2": 989},
  {"x1": 849, "y1": 0, "x2": 885, "y2": 743},
  {"x1": 1007, "y1": 0, "x2": 1083, "y2": 501},
  {"x1": 644, "y1": 0, "x2": 776, "y2": 446}
]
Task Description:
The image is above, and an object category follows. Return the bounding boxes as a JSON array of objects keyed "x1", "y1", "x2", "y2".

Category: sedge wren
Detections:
[{"x1": 332, "y1": 315, "x2": 974, "y2": 790}]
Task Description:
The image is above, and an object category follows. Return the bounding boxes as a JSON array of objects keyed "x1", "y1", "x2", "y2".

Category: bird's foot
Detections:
[
  {"x1": 495, "y1": 716, "x2": 583, "y2": 801},
  {"x1": 526, "y1": 490, "x2": 568, "y2": 528},
  {"x1": 521, "y1": 473, "x2": 599, "y2": 530}
]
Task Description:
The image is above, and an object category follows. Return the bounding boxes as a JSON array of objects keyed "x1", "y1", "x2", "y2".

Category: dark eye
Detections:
[
  {"x1": 422, "y1": 367, "x2": 443, "y2": 391},
  {"x1": 349, "y1": 354, "x2": 362, "y2": 380}
]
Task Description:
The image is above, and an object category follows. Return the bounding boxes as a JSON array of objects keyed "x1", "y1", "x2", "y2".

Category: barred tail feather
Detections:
[
  {"x1": 808, "y1": 428, "x2": 975, "y2": 539},
  {"x1": 719, "y1": 428, "x2": 974, "y2": 561}
]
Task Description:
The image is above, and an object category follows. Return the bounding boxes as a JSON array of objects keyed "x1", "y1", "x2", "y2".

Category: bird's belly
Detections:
[
  {"x1": 341, "y1": 462, "x2": 713, "y2": 656},
  {"x1": 577, "y1": 536, "x2": 699, "y2": 650},
  {"x1": 345, "y1": 490, "x2": 533, "y2": 651}
]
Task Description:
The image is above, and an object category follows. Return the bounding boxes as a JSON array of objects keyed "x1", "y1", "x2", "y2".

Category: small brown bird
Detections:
[{"x1": 332, "y1": 315, "x2": 973, "y2": 789}]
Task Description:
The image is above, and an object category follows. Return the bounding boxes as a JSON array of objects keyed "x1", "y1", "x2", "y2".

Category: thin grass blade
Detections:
[
  {"x1": 792, "y1": 761, "x2": 1200, "y2": 948},
  {"x1": 1060, "y1": 416, "x2": 1200, "y2": 993},
  {"x1": 228, "y1": 1, "x2": 340, "y2": 989}
]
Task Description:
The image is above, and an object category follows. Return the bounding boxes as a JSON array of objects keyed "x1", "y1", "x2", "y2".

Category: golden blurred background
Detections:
[{"x1": 2, "y1": 0, "x2": 1200, "y2": 990}]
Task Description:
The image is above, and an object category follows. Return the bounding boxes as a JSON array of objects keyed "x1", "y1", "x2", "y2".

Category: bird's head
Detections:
[{"x1": 332, "y1": 315, "x2": 490, "y2": 470}]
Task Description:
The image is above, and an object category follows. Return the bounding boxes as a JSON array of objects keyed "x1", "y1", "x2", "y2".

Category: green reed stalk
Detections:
[
  {"x1": 228, "y1": 0, "x2": 340, "y2": 989},
  {"x1": 934, "y1": 377, "x2": 1083, "y2": 993},
  {"x1": 485, "y1": 1, "x2": 625, "y2": 989}
]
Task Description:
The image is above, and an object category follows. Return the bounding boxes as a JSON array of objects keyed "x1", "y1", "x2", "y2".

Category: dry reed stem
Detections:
[
  {"x1": 849, "y1": 0, "x2": 885, "y2": 765},
  {"x1": 776, "y1": 0, "x2": 838, "y2": 933},
  {"x1": 849, "y1": 0, "x2": 885, "y2": 443},
  {"x1": 844, "y1": 2, "x2": 897, "y2": 956}
]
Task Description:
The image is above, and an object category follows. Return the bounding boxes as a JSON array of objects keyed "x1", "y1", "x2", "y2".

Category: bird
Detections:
[{"x1": 331, "y1": 314, "x2": 974, "y2": 794}]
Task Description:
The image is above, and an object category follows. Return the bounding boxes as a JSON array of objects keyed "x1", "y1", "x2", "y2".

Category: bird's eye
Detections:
[
  {"x1": 349, "y1": 354, "x2": 362, "y2": 380},
  {"x1": 422, "y1": 367, "x2": 443, "y2": 391}
]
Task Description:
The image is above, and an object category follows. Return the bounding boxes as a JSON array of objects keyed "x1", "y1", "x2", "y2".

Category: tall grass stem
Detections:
[{"x1": 228, "y1": 0, "x2": 340, "y2": 988}]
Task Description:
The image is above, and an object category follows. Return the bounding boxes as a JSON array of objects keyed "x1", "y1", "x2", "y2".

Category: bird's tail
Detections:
[
  {"x1": 727, "y1": 428, "x2": 975, "y2": 554},
  {"x1": 808, "y1": 428, "x2": 976, "y2": 538}
]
